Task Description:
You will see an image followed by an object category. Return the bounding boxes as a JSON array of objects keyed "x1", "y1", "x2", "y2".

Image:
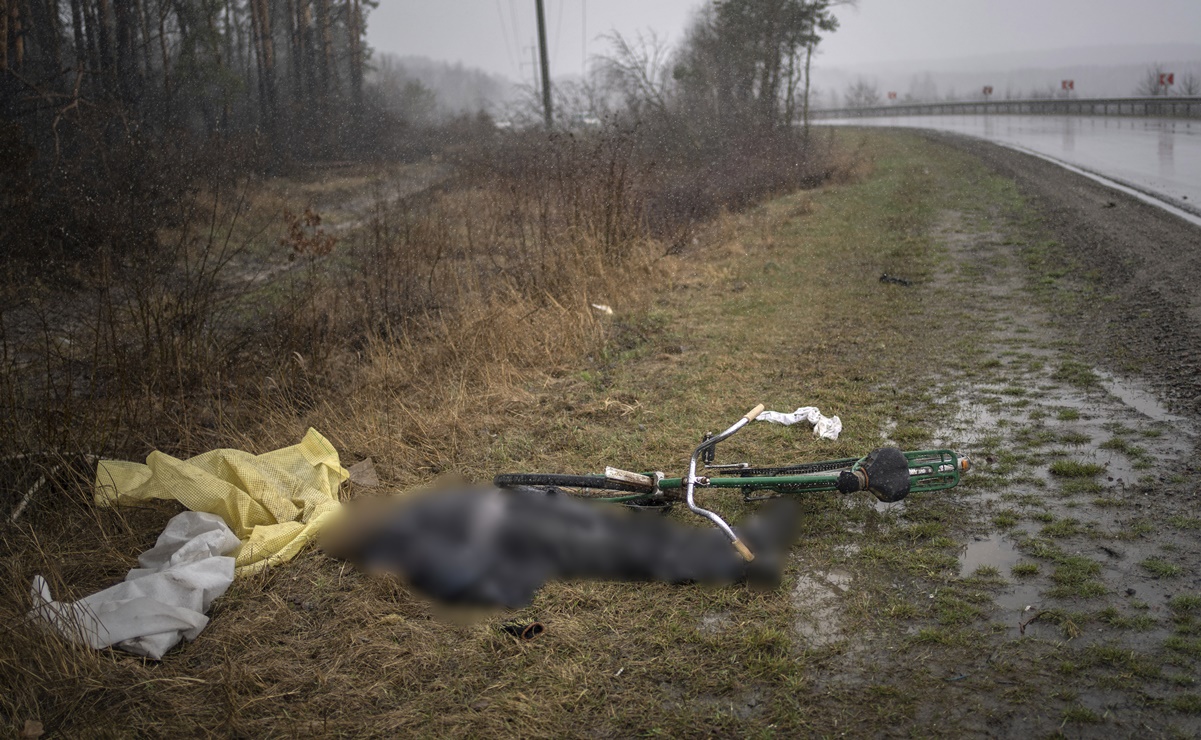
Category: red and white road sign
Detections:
[
  {"x1": 982, "y1": 86, "x2": 993, "y2": 96},
  {"x1": 887, "y1": 91, "x2": 897, "y2": 100},
  {"x1": 1159, "y1": 73, "x2": 1175, "y2": 86},
  {"x1": 1061, "y1": 80, "x2": 1075, "y2": 91}
]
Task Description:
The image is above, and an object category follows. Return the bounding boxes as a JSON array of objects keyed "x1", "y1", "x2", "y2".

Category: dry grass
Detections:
[{"x1": 1, "y1": 124, "x2": 851, "y2": 735}]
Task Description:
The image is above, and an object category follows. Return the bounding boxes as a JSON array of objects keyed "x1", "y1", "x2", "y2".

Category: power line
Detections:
[
  {"x1": 509, "y1": 0, "x2": 523, "y2": 51},
  {"x1": 495, "y1": 0, "x2": 516, "y2": 75},
  {"x1": 552, "y1": 0, "x2": 564, "y2": 68}
]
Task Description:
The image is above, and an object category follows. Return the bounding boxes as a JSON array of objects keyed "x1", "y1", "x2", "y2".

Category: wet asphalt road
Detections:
[{"x1": 820, "y1": 115, "x2": 1201, "y2": 223}]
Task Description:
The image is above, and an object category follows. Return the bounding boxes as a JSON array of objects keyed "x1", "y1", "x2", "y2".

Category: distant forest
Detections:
[
  {"x1": 1, "y1": 1, "x2": 396, "y2": 265},
  {"x1": 1, "y1": 0, "x2": 379, "y2": 155}
]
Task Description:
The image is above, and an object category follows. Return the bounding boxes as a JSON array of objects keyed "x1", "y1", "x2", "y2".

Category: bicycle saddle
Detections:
[{"x1": 835, "y1": 446, "x2": 911, "y2": 502}]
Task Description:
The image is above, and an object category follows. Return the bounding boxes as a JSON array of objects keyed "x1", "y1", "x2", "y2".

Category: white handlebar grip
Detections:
[{"x1": 743, "y1": 404, "x2": 766, "y2": 422}]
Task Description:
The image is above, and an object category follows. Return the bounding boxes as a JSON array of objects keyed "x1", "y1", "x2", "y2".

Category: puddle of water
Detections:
[
  {"x1": 874, "y1": 499, "x2": 904, "y2": 514},
  {"x1": 958, "y1": 534, "x2": 1024, "y2": 577},
  {"x1": 792, "y1": 570, "x2": 852, "y2": 646},
  {"x1": 1096, "y1": 371, "x2": 1187, "y2": 424},
  {"x1": 1001, "y1": 584, "x2": 1044, "y2": 613}
]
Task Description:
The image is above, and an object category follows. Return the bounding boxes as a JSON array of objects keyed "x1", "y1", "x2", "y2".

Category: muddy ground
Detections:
[
  {"x1": 936, "y1": 132, "x2": 1201, "y2": 418},
  {"x1": 859, "y1": 131, "x2": 1201, "y2": 734}
]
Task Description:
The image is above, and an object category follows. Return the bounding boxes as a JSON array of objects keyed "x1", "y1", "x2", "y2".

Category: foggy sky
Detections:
[{"x1": 366, "y1": 0, "x2": 1201, "y2": 84}]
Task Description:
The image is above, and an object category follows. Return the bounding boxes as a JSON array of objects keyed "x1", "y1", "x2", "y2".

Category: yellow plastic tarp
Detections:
[{"x1": 95, "y1": 429, "x2": 348, "y2": 575}]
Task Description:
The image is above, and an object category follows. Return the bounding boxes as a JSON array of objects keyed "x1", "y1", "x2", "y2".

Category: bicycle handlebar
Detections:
[{"x1": 685, "y1": 405, "x2": 766, "y2": 562}]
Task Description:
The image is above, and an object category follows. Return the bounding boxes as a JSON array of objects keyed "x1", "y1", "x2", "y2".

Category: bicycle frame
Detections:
[
  {"x1": 592, "y1": 451, "x2": 965, "y2": 502},
  {"x1": 497, "y1": 405, "x2": 969, "y2": 562}
]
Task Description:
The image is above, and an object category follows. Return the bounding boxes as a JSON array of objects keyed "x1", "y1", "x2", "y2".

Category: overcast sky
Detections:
[{"x1": 366, "y1": 1, "x2": 1201, "y2": 83}]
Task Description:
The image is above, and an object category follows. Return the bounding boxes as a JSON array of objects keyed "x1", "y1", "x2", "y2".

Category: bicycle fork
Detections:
[{"x1": 685, "y1": 404, "x2": 764, "y2": 562}]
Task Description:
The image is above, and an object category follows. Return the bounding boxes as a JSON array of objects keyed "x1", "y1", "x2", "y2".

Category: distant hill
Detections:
[{"x1": 811, "y1": 43, "x2": 1201, "y2": 106}]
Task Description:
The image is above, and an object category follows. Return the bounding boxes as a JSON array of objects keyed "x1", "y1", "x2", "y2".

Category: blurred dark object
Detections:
[
  {"x1": 879, "y1": 273, "x2": 912, "y2": 286},
  {"x1": 500, "y1": 620, "x2": 545, "y2": 640},
  {"x1": 321, "y1": 485, "x2": 801, "y2": 608}
]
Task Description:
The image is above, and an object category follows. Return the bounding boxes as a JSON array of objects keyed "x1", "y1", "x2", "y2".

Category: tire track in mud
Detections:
[
  {"x1": 929, "y1": 131, "x2": 1201, "y2": 420},
  {"x1": 922, "y1": 187, "x2": 1201, "y2": 732}
]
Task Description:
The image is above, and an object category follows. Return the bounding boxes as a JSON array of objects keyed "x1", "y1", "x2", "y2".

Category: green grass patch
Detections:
[
  {"x1": 1081, "y1": 644, "x2": 1161, "y2": 678},
  {"x1": 1140, "y1": 558, "x2": 1182, "y2": 578},
  {"x1": 1049, "y1": 460, "x2": 1106, "y2": 478},
  {"x1": 1057, "y1": 430, "x2": 1091, "y2": 446},
  {"x1": 992, "y1": 510, "x2": 1020, "y2": 528},
  {"x1": 1165, "y1": 636, "x2": 1201, "y2": 659},
  {"x1": 1051, "y1": 361, "x2": 1099, "y2": 388},
  {"x1": 1011, "y1": 562, "x2": 1040, "y2": 577},
  {"x1": 1170, "y1": 595, "x2": 1201, "y2": 613},
  {"x1": 1047, "y1": 555, "x2": 1107, "y2": 598},
  {"x1": 1170, "y1": 694, "x2": 1201, "y2": 715},
  {"x1": 1096, "y1": 606, "x2": 1157, "y2": 631},
  {"x1": 1061, "y1": 705, "x2": 1104, "y2": 725}
]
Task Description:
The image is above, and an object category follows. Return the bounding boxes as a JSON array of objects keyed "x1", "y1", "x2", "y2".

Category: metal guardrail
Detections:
[{"x1": 813, "y1": 97, "x2": 1201, "y2": 119}]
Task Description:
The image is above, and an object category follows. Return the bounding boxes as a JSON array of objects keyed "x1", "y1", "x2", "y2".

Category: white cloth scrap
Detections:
[
  {"x1": 756, "y1": 406, "x2": 842, "y2": 440},
  {"x1": 29, "y1": 511, "x2": 240, "y2": 660}
]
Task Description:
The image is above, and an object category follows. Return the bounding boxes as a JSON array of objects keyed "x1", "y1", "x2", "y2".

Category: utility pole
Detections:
[{"x1": 535, "y1": 0, "x2": 552, "y2": 128}]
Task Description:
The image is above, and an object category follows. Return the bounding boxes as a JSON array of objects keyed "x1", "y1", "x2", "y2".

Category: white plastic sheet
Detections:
[
  {"x1": 29, "y1": 511, "x2": 239, "y2": 659},
  {"x1": 756, "y1": 406, "x2": 842, "y2": 440}
]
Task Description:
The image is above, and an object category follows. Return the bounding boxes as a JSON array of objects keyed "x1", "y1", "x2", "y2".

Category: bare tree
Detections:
[
  {"x1": 906, "y1": 72, "x2": 938, "y2": 103},
  {"x1": 844, "y1": 77, "x2": 880, "y2": 108},
  {"x1": 1179, "y1": 72, "x2": 1201, "y2": 96},
  {"x1": 596, "y1": 30, "x2": 673, "y2": 117},
  {"x1": 1135, "y1": 63, "x2": 1171, "y2": 96}
]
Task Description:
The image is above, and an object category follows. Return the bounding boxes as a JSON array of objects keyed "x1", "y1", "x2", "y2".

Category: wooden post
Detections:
[{"x1": 535, "y1": 0, "x2": 551, "y2": 128}]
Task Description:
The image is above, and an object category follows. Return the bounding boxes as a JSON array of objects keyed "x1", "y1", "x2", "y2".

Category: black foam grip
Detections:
[{"x1": 836, "y1": 470, "x2": 862, "y2": 494}]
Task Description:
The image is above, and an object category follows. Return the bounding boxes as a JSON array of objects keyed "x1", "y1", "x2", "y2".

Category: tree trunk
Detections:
[
  {"x1": 28, "y1": 0, "x2": 63, "y2": 77},
  {"x1": 96, "y1": 0, "x2": 114, "y2": 90},
  {"x1": 136, "y1": 0, "x2": 151, "y2": 79},
  {"x1": 156, "y1": 0, "x2": 169, "y2": 116},
  {"x1": 801, "y1": 43, "x2": 813, "y2": 139},
  {"x1": 296, "y1": 0, "x2": 313, "y2": 98},
  {"x1": 1, "y1": 0, "x2": 10, "y2": 73},
  {"x1": 284, "y1": 0, "x2": 298, "y2": 97},
  {"x1": 783, "y1": 48, "x2": 798, "y2": 127},
  {"x1": 249, "y1": 0, "x2": 276, "y2": 128},
  {"x1": 346, "y1": 0, "x2": 362, "y2": 110},
  {"x1": 316, "y1": 0, "x2": 331, "y2": 93},
  {"x1": 14, "y1": 0, "x2": 24, "y2": 70},
  {"x1": 113, "y1": 0, "x2": 137, "y2": 102},
  {"x1": 69, "y1": 0, "x2": 86, "y2": 68},
  {"x1": 82, "y1": 0, "x2": 100, "y2": 88}
]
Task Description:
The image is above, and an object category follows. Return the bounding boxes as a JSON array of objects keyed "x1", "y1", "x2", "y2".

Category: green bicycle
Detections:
[{"x1": 495, "y1": 405, "x2": 970, "y2": 562}]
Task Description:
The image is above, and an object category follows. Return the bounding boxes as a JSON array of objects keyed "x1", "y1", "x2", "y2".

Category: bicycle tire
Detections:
[
  {"x1": 494, "y1": 473, "x2": 669, "y2": 509},
  {"x1": 493, "y1": 473, "x2": 650, "y2": 494}
]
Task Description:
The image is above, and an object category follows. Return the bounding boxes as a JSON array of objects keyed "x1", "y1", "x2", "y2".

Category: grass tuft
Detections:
[
  {"x1": 1141, "y1": 558, "x2": 1183, "y2": 578},
  {"x1": 1049, "y1": 460, "x2": 1106, "y2": 478}
]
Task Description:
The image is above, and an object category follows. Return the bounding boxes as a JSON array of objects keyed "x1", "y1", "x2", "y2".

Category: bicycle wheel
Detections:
[{"x1": 493, "y1": 473, "x2": 669, "y2": 509}]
